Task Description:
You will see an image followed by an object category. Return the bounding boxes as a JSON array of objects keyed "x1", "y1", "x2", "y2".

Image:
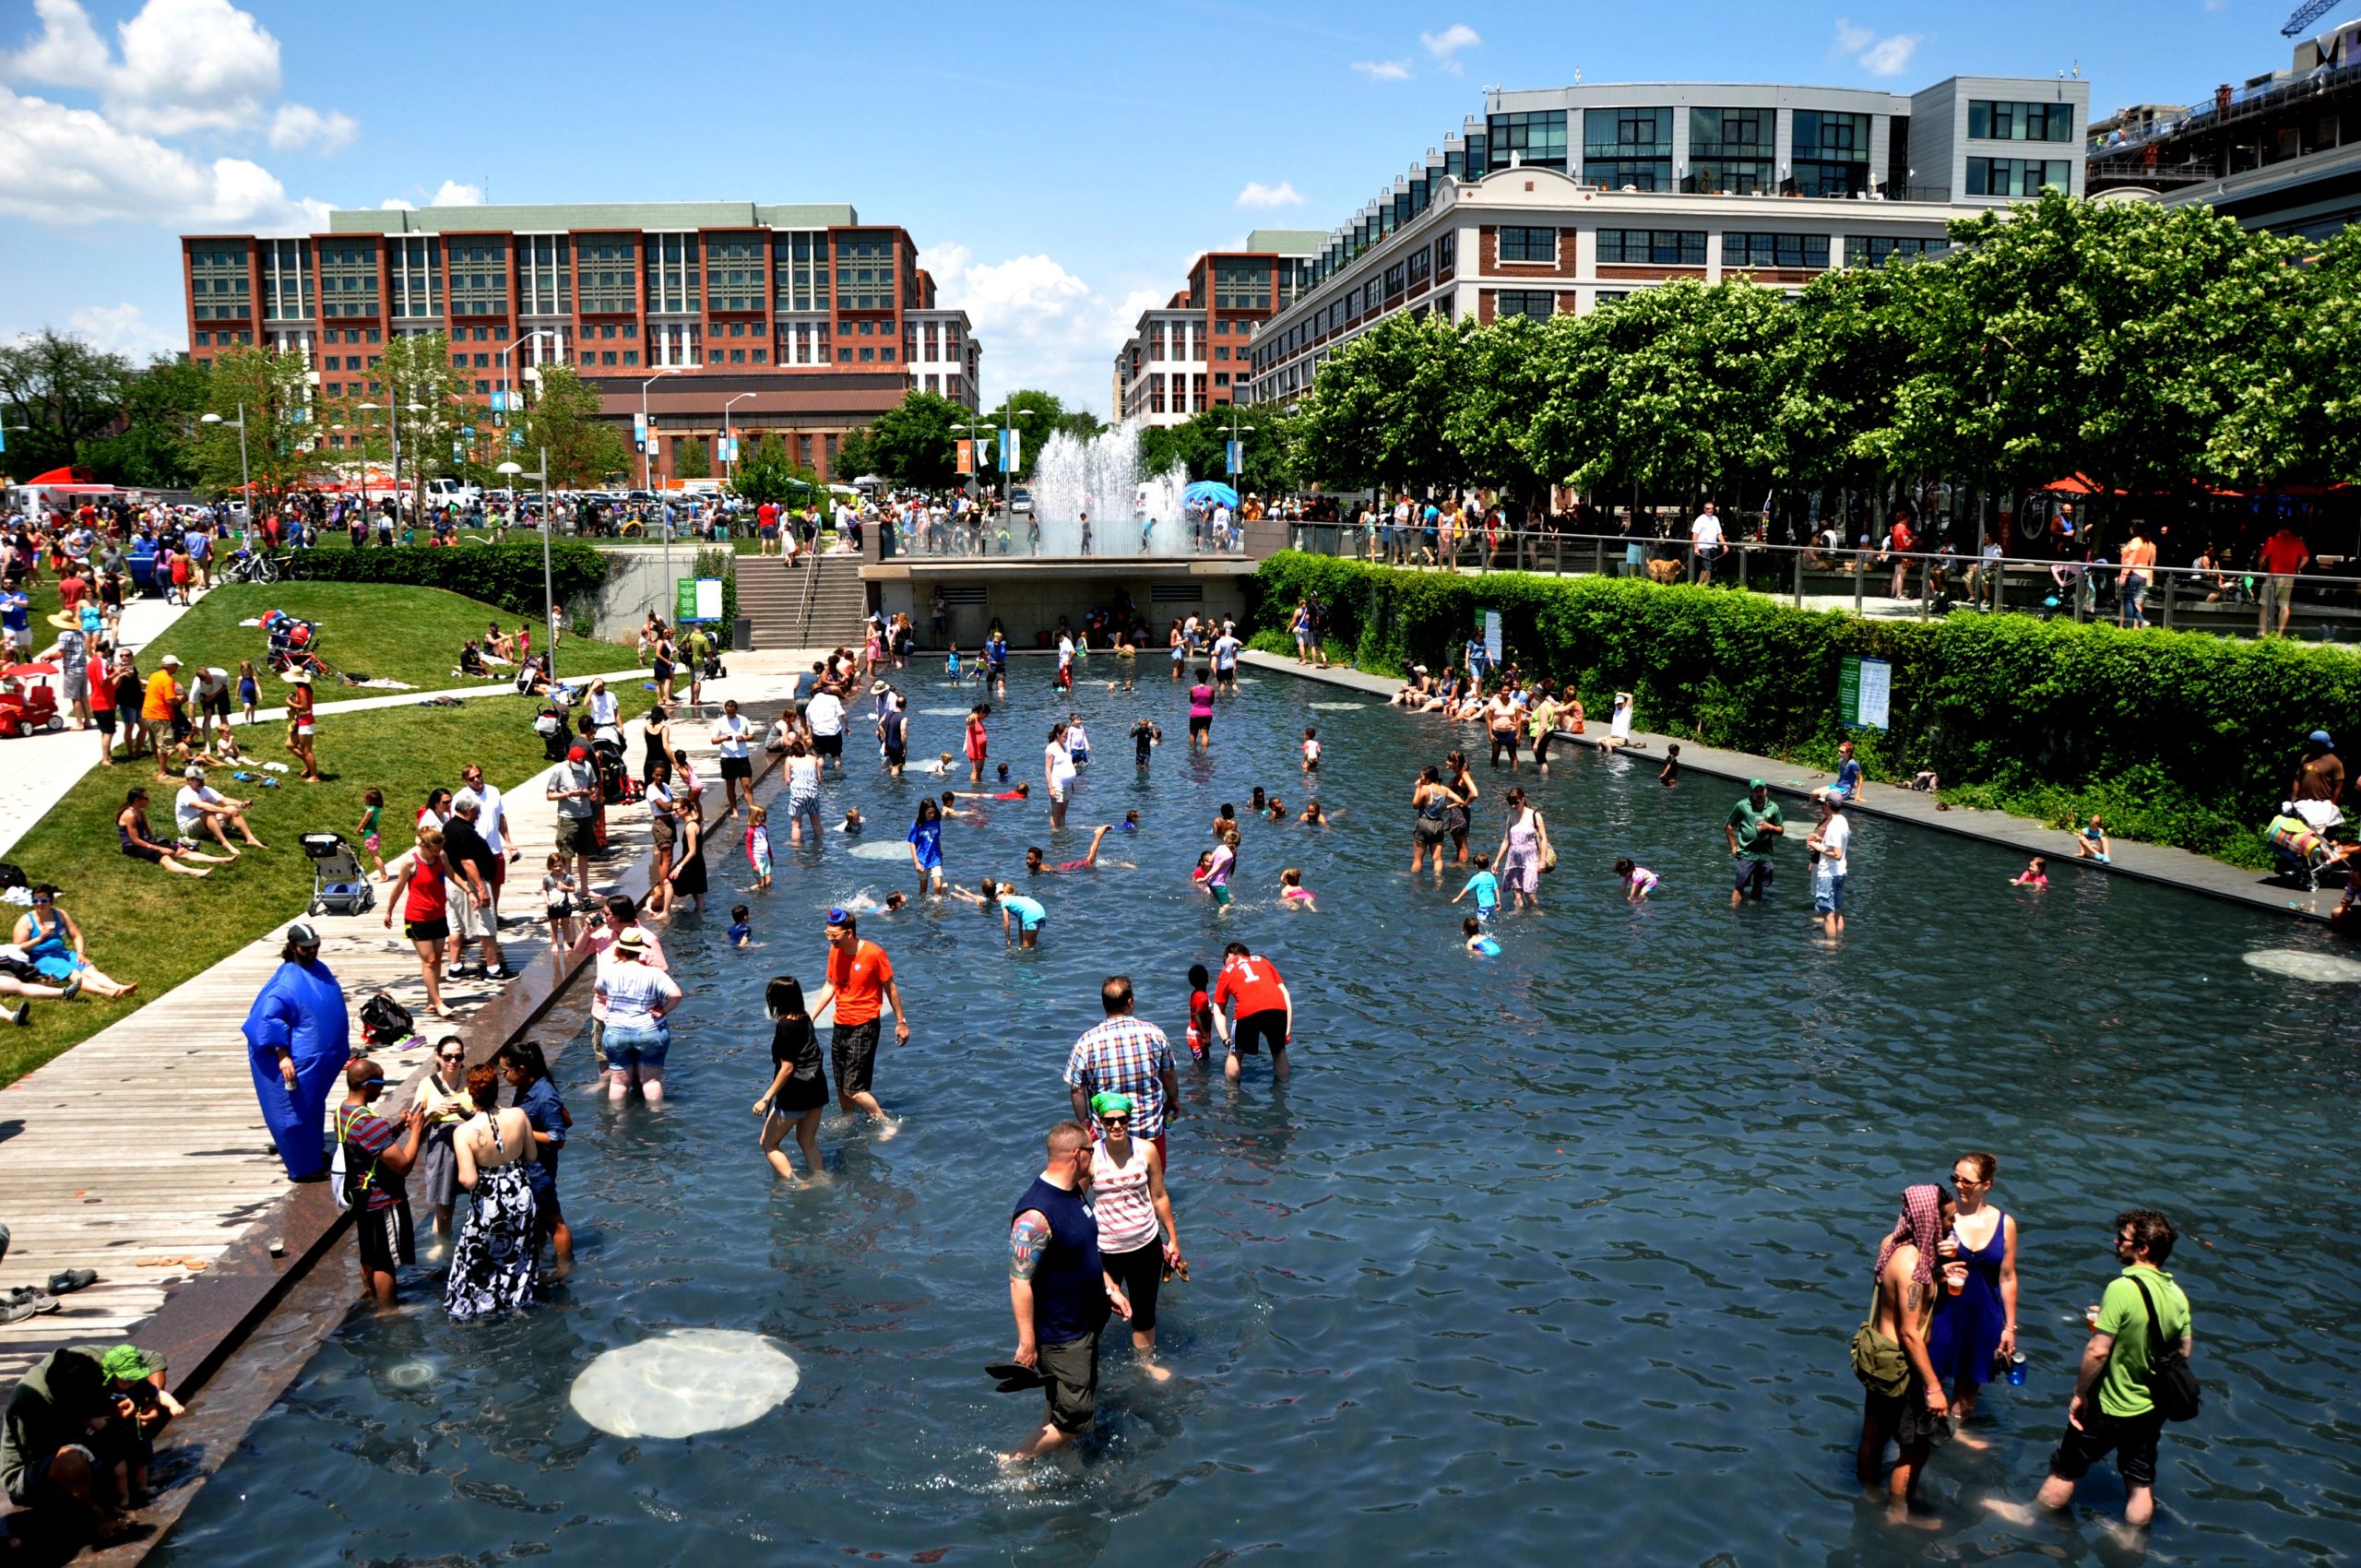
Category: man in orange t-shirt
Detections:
[
  {"x1": 142, "y1": 655, "x2": 183, "y2": 779},
  {"x1": 809, "y1": 909, "x2": 911, "y2": 1133}
]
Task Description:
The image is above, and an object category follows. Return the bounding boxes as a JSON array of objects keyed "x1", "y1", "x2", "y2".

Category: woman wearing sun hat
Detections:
[{"x1": 1088, "y1": 1092, "x2": 1184, "y2": 1381}]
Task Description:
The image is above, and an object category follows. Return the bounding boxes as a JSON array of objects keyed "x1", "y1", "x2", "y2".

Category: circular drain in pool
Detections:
[
  {"x1": 2242, "y1": 948, "x2": 2361, "y2": 983},
  {"x1": 569, "y1": 1328, "x2": 801, "y2": 1439}
]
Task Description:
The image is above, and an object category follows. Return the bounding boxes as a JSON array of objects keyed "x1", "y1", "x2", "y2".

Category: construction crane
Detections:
[{"x1": 2284, "y1": 0, "x2": 2352, "y2": 38}]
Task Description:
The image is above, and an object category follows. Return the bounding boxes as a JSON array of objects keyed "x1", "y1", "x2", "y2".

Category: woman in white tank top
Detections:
[{"x1": 1088, "y1": 1091, "x2": 1183, "y2": 1381}]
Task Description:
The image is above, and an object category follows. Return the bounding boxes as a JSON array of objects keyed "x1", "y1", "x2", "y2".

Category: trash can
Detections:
[{"x1": 730, "y1": 617, "x2": 753, "y2": 651}]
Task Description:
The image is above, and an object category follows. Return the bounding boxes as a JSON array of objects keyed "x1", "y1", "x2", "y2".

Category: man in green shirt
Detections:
[
  {"x1": 682, "y1": 624, "x2": 715, "y2": 707},
  {"x1": 2, "y1": 1342, "x2": 172, "y2": 1539},
  {"x1": 2036, "y1": 1207, "x2": 2194, "y2": 1526},
  {"x1": 1726, "y1": 778, "x2": 1785, "y2": 906}
]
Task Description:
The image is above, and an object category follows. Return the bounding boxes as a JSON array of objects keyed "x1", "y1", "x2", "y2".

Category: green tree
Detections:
[
  {"x1": 1288, "y1": 312, "x2": 1465, "y2": 496},
  {"x1": 520, "y1": 362, "x2": 631, "y2": 489},
  {"x1": 196, "y1": 345, "x2": 318, "y2": 504},
  {"x1": 2209, "y1": 221, "x2": 2361, "y2": 486},
  {"x1": 834, "y1": 423, "x2": 880, "y2": 481},
  {"x1": 0, "y1": 329, "x2": 130, "y2": 478},
  {"x1": 730, "y1": 434, "x2": 821, "y2": 507},
  {"x1": 1444, "y1": 314, "x2": 1553, "y2": 507},
  {"x1": 80, "y1": 356, "x2": 209, "y2": 488},
  {"x1": 675, "y1": 435, "x2": 711, "y2": 480},
  {"x1": 859, "y1": 389, "x2": 968, "y2": 488},
  {"x1": 1137, "y1": 404, "x2": 1291, "y2": 493},
  {"x1": 1772, "y1": 262, "x2": 1925, "y2": 490},
  {"x1": 1888, "y1": 189, "x2": 2305, "y2": 499}
]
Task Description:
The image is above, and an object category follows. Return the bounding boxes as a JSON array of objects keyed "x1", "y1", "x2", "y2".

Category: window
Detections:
[
  {"x1": 838, "y1": 348, "x2": 852, "y2": 362},
  {"x1": 1722, "y1": 232, "x2": 1830, "y2": 268},
  {"x1": 1384, "y1": 261, "x2": 1406, "y2": 298},
  {"x1": 1214, "y1": 260, "x2": 1270, "y2": 311},
  {"x1": 623, "y1": 324, "x2": 636, "y2": 339},
  {"x1": 518, "y1": 234, "x2": 570, "y2": 315},
  {"x1": 196, "y1": 330, "x2": 211, "y2": 345},
  {"x1": 860, "y1": 347, "x2": 875, "y2": 362},
  {"x1": 753, "y1": 349, "x2": 766, "y2": 363},
  {"x1": 1496, "y1": 291, "x2": 1556, "y2": 321},
  {"x1": 1791, "y1": 110, "x2": 1872, "y2": 196},
  {"x1": 774, "y1": 231, "x2": 831, "y2": 312},
  {"x1": 1596, "y1": 229, "x2": 1707, "y2": 266},
  {"x1": 1594, "y1": 291, "x2": 1631, "y2": 305},
  {"x1": 1437, "y1": 232, "x2": 1456, "y2": 278},
  {"x1": 1584, "y1": 106, "x2": 1672, "y2": 189},
  {"x1": 1966, "y1": 158, "x2": 2071, "y2": 197},
  {"x1": 623, "y1": 350, "x2": 638, "y2": 365},
  {"x1": 472, "y1": 353, "x2": 491, "y2": 368},
  {"x1": 1969, "y1": 100, "x2": 2074, "y2": 142},
  {"x1": 650, "y1": 232, "x2": 702, "y2": 313},
  {"x1": 730, "y1": 348, "x2": 745, "y2": 363},
  {"x1": 1687, "y1": 106, "x2": 1776, "y2": 194},
  {"x1": 881, "y1": 347, "x2": 894, "y2": 362},
  {"x1": 601, "y1": 351, "x2": 617, "y2": 365},
  {"x1": 474, "y1": 378, "x2": 491, "y2": 394},
  {"x1": 799, "y1": 434, "x2": 814, "y2": 466},
  {"x1": 1487, "y1": 109, "x2": 1568, "y2": 172},
  {"x1": 1844, "y1": 235, "x2": 1946, "y2": 267},
  {"x1": 1498, "y1": 226, "x2": 1557, "y2": 264},
  {"x1": 577, "y1": 235, "x2": 637, "y2": 315},
  {"x1": 1407, "y1": 246, "x2": 1431, "y2": 290}
]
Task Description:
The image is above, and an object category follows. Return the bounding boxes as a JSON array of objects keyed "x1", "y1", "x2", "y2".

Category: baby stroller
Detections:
[
  {"x1": 300, "y1": 832, "x2": 375, "y2": 916},
  {"x1": 593, "y1": 733, "x2": 642, "y2": 806},
  {"x1": 263, "y1": 610, "x2": 334, "y2": 680},
  {"x1": 534, "y1": 705, "x2": 570, "y2": 763}
]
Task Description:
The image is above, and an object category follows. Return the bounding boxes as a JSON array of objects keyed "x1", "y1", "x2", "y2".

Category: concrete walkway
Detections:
[{"x1": 1240, "y1": 649, "x2": 2336, "y2": 922}]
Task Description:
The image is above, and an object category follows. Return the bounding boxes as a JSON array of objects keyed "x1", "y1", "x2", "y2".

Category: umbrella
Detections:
[
  {"x1": 5, "y1": 663, "x2": 60, "y2": 679},
  {"x1": 1184, "y1": 481, "x2": 1240, "y2": 509}
]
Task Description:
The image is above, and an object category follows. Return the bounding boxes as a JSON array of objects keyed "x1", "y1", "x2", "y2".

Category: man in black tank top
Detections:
[{"x1": 1004, "y1": 1121, "x2": 1131, "y2": 1459}]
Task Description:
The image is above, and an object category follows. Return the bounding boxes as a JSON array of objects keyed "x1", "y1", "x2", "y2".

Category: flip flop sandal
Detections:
[
  {"x1": 983, "y1": 1360, "x2": 1045, "y2": 1392},
  {"x1": 46, "y1": 1269, "x2": 96, "y2": 1294}
]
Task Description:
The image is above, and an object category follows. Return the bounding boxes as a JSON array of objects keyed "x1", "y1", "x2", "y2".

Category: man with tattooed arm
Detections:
[{"x1": 1003, "y1": 1122, "x2": 1133, "y2": 1460}]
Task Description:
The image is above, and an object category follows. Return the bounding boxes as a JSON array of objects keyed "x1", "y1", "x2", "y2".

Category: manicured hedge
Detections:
[
  {"x1": 1251, "y1": 552, "x2": 2361, "y2": 866},
  {"x1": 287, "y1": 541, "x2": 613, "y2": 617}
]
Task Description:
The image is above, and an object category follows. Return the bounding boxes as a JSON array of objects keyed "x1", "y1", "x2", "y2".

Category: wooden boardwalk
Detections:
[{"x1": 0, "y1": 706, "x2": 733, "y2": 1385}]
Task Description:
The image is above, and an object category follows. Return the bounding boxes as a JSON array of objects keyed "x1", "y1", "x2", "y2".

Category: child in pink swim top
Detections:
[
  {"x1": 2010, "y1": 855, "x2": 2048, "y2": 888},
  {"x1": 1278, "y1": 867, "x2": 1316, "y2": 910},
  {"x1": 1613, "y1": 857, "x2": 1657, "y2": 902}
]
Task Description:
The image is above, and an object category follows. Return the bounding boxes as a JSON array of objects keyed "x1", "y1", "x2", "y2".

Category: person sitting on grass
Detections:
[
  {"x1": 114, "y1": 786, "x2": 230, "y2": 878},
  {"x1": 174, "y1": 766, "x2": 266, "y2": 857},
  {"x1": 11, "y1": 885, "x2": 134, "y2": 1000}
]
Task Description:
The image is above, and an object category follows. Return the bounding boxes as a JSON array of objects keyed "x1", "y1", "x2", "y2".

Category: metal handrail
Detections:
[
  {"x1": 792, "y1": 534, "x2": 825, "y2": 647},
  {"x1": 1275, "y1": 523, "x2": 2361, "y2": 637}
]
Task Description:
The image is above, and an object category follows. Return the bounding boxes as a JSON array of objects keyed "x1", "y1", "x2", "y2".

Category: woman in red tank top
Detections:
[{"x1": 383, "y1": 826, "x2": 455, "y2": 1017}]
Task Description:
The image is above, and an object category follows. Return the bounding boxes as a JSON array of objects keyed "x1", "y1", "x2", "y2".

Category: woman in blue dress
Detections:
[{"x1": 1928, "y1": 1150, "x2": 2019, "y2": 1438}]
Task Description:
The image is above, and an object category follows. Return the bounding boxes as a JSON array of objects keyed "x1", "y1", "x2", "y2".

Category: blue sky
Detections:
[{"x1": 0, "y1": 0, "x2": 2314, "y2": 412}]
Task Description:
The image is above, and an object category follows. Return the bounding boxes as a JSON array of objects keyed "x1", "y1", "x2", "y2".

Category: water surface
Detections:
[{"x1": 158, "y1": 663, "x2": 2361, "y2": 1566}]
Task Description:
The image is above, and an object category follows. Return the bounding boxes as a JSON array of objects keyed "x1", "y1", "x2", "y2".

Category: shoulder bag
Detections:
[{"x1": 2130, "y1": 1276, "x2": 2201, "y2": 1421}]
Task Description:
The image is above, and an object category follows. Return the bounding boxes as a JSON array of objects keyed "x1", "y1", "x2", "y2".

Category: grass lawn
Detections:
[
  {"x1": 0, "y1": 686, "x2": 651, "y2": 1086},
  {"x1": 139, "y1": 583, "x2": 635, "y2": 693}
]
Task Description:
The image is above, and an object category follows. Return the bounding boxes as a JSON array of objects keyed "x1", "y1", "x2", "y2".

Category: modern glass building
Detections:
[{"x1": 1241, "y1": 74, "x2": 2088, "y2": 409}]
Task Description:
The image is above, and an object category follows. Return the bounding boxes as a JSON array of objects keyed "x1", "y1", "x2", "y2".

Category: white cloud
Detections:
[
  {"x1": 6, "y1": 0, "x2": 286, "y2": 135},
  {"x1": 1235, "y1": 180, "x2": 1305, "y2": 210},
  {"x1": 378, "y1": 196, "x2": 415, "y2": 211},
  {"x1": 0, "y1": 84, "x2": 326, "y2": 231},
  {"x1": 1350, "y1": 58, "x2": 1412, "y2": 82},
  {"x1": 1419, "y1": 24, "x2": 1481, "y2": 73},
  {"x1": 66, "y1": 301, "x2": 175, "y2": 360},
  {"x1": 1832, "y1": 18, "x2": 1921, "y2": 78},
  {"x1": 920, "y1": 240, "x2": 1157, "y2": 414},
  {"x1": 430, "y1": 179, "x2": 484, "y2": 207},
  {"x1": 267, "y1": 102, "x2": 356, "y2": 154}
]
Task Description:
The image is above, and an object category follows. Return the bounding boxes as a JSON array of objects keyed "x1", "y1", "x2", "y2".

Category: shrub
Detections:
[
  {"x1": 288, "y1": 541, "x2": 612, "y2": 617},
  {"x1": 1252, "y1": 552, "x2": 2361, "y2": 866}
]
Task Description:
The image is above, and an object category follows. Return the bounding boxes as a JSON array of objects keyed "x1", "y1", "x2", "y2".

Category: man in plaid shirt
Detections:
[{"x1": 1065, "y1": 975, "x2": 1180, "y2": 1163}]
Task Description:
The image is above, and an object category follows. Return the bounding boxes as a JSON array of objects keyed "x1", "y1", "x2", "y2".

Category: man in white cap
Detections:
[
  {"x1": 140, "y1": 654, "x2": 183, "y2": 781},
  {"x1": 174, "y1": 766, "x2": 265, "y2": 855}
]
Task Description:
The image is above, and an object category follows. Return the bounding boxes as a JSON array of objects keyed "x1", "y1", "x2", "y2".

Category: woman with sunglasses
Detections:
[
  {"x1": 10, "y1": 885, "x2": 134, "y2": 999},
  {"x1": 411, "y1": 1040, "x2": 475, "y2": 1238},
  {"x1": 1088, "y1": 1092, "x2": 1184, "y2": 1382}
]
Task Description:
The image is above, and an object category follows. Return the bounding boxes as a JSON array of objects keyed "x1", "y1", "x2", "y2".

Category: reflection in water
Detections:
[{"x1": 159, "y1": 673, "x2": 2361, "y2": 1566}]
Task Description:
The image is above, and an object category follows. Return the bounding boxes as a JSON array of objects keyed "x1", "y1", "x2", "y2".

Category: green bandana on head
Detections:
[
  {"x1": 1088, "y1": 1092, "x2": 1134, "y2": 1122},
  {"x1": 101, "y1": 1345, "x2": 164, "y2": 1385}
]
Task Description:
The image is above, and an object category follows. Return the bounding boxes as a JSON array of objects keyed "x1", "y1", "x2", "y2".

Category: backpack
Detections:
[
  {"x1": 330, "y1": 1106, "x2": 380, "y2": 1213},
  {"x1": 359, "y1": 992, "x2": 413, "y2": 1044},
  {"x1": 2129, "y1": 1276, "x2": 2201, "y2": 1421},
  {"x1": 0, "y1": 862, "x2": 24, "y2": 892}
]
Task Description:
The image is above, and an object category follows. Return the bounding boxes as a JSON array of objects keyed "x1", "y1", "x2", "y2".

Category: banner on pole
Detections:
[{"x1": 1225, "y1": 439, "x2": 1241, "y2": 475}]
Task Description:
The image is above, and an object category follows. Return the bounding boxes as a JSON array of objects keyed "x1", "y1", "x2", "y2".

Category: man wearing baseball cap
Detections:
[
  {"x1": 548, "y1": 742, "x2": 601, "y2": 897},
  {"x1": 140, "y1": 655, "x2": 182, "y2": 781},
  {"x1": 2293, "y1": 730, "x2": 2344, "y2": 814},
  {"x1": 1726, "y1": 778, "x2": 1785, "y2": 907}
]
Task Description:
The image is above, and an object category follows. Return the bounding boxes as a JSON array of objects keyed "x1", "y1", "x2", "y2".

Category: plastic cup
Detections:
[{"x1": 2084, "y1": 1303, "x2": 2102, "y2": 1330}]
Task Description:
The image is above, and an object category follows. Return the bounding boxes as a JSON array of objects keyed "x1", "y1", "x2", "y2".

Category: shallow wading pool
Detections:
[{"x1": 156, "y1": 667, "x2": 2360, "y2": 1565}]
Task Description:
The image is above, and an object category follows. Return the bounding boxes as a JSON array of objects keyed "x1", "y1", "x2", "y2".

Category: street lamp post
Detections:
[
  {"x1": 1219, "y1": 409, "x2": 1255, "y2": 555},
  {"x1": 199, "y1": 406, "x2": 251, "y2": 523},
  {"x1": 723, "y1": 392, "x2": 753, "y2": 490},
  {"x1": 641, "y1": 368, "x2": 685, "y2": 617},
  {"x1": 499, "y1": 450, "x2": 556, "y2": 680}
]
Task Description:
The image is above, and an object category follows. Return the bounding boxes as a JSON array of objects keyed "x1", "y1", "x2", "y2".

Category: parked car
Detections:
[{"x1": 1008, "y1": 486, "x2": 1034, "y2": 517}]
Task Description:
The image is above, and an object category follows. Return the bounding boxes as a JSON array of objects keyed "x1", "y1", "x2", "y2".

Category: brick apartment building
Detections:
[
  {"x1": 179, "y1": 200, "x2": 979, "y2": 484},
  {"x1": 1111, "y1": 232, "x2": 1323, "y2": 425}
]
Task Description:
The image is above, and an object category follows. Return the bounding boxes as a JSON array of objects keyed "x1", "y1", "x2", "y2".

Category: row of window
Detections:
[{"x1": 1965, "y1": 157, "x2": 2072, "y2": 196}]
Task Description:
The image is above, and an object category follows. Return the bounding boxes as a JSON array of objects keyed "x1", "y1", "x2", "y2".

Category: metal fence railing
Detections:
[{"x1": 1276, "y1": 523, "x2": 2361, "y2": 640}]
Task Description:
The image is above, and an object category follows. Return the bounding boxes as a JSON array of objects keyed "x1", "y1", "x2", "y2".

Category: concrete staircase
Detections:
[{"x1": 734, "y1": 552, "x2": 870, "y2": 651}]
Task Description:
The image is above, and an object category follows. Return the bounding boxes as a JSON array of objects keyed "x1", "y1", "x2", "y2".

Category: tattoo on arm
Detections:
[
  {"x1": 1009, "y1": 1213, "x2": 1049, "y2": 1281},
  {"x1": 1904, "y1": 1280, "x2": 1928, "y2": 1319}
]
